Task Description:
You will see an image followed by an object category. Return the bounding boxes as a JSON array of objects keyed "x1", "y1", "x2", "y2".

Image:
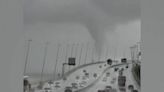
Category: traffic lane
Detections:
[{"x1": 77, "y1": 63, "x2": 132, "y2": 92}]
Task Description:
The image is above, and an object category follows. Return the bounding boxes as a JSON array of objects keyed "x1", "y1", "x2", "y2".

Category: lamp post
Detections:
[
  {"x1": 40, "y1": 42, "x2": 49, "y2": 82},
  {"x1": 38, "y1": 41, "x2": 49, "y2": 89},
  {"x1": 84, "y1": 42, "x2": 89, "y2": 64},
  {"x1": 24, "y1": 39, "x2": 32, "y2": 75},
  {"x1": 62, "y1": 43, "x2": 69, "y2": 77},
  {"x1": 78, "y1": 43, "x2": 83, "y2": 66},
  {"x1": 53, "y1": 43, "x2": 60, "y2": 80}
]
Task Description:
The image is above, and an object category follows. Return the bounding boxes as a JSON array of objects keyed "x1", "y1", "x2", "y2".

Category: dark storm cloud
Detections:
[{"x1": 24, "y1": 0, "x2": 140, "y2": 55}]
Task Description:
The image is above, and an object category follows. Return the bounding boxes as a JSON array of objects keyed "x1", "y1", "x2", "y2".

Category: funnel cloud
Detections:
[{"x1": 24, "y1": 0, "x2": 140, "y2": 55}]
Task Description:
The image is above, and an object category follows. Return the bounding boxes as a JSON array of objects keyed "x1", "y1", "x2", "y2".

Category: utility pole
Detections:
[
  {"x1": 75, "y1": 43, "x2": 79, "y2": 67},
  {"x1": 123, "y1": 47, "x2": 126, "y2": 58},
  {"x1": 38, "y1": 42, "x2": 49, "y2": 89},
  {"x1": 78, "y1": 43, "x2": 83, "y2": 66},
  {"x1": 91, "y1": 47, "x2": 95, "y2": 63},
  {"x1": 62, "y1": 43, "x2": 69, "y2": 77},
  {"x1": 24, "y1": 39, "x2": 32, "y2": 75},
  {"x1": 105, "y1": 46, "x2": 109, "y2": 60},
  {"x1": 53, "y1": 43, "x2": 60, "y2": 80},
  {"x1": 84, "y1": 42, "x2": 89, "y2": 64},
  {"x1": 65, "y1": 44, "x2": 69, "y2": 64},
  {"x1": 40, "y1": 42, "x2": 49, "y2": 82}
]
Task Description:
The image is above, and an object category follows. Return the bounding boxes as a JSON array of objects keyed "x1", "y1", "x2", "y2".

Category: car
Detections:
[
  {"x1": 103, "y1": 77, "x2": 107, "y2": 82},
  {"x1": 119, "y1": 87, "x2": 126, "y2": 92},
  {"x1": 83, "y1": 70, "x2": 87, "y2": 73},
  {"x1": 119, "y1": 70, "x2": 123, "y2": 76},
  {"x1": 107, "y1": 59, "x2": 113, "y2": 65},
  {"x1": 76, "y1": 76, "x2": 80, "y2": 80},
  {"x1": 93, "y1": 73, "x2": 97, "y2": 78},
  {"x1": 114, "y1": 68, "x2": 118, "y2": 72},
  {"x1": 105, "y1": 86, "x2": 112, "y2": 89},
  {"x1": 54, "y1": 85, "x2": 60, "y2": 88},
  {"x1": 132, "y1": 90, "x2": 138, "y2": 92},
  {"x1": 126, "y1": 65, "x2": 129, "y2": 69},
  {"x1": 65, "y1": 87, "x2": 72, "y2": 92},
  {"x1": 105, "y1": 88, "x2": 117, "y2": 92},
  {"x1": 79, "y1": 83, "x2": 84, "y2": 88},
  {"x1": 128, "y1": 85, "x2": 134, "y2": 90},
  {"x1": 106, "y1": 72, "x2": 110, "y2": 77},
  {"x1": 121, "y1": 58, "x2": 127, "y2": 63},
  {"x1": 104, "y1": 87, "x2": 117, "y2": 92},
  {"x1": 112, "y1": 77, "x2": 116, "y2": 81},
  {"x1": 63, "y1": 77, "x2": 67, "y2": 81},
  {"x1": 44, "y1": 87, "x2": 52, "y2": 92},
  {"x1": 55, "y1": 82, "x2": 60, "y2": 84},
  {"x1": 48, "y1": 81, "x2": 53, "y2": 85},
  {"x1": 118, "y1": 76, "x2": 126, "y2": 87},
  {"x1": 121, "y1": 68, "x2": 124, "y2": 71},
  {"x1": 111, "y1": 88, "x2": 117, "y2": 92},
  {"x1": 97, "y1": 90, "x2": 105, "y2": 92},
  {"x1": 82, "y1": 76, "x2": 87, "y2": 80},
  {"x1": 111, "y1": 80, "x2": 115, "y2": 84},
  {"x1": 85, "y1": 73, "x2": 89, "y2": 78},
  {"x1": 71, "y1": 83, "x2": 78, "y2": 89}
]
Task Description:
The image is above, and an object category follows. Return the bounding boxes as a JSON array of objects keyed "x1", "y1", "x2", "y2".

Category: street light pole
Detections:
[
  {"x1": 53, "y1": 43, "x2": 60, "y2": 80},
  {"x1": 40, "y1": 42, "x2": 49, "y2": 82},
  {"x1": 91, "y1": 47, "x2": 95, "y2": 63},
  {"x1": 75, "y1": 43, "x2": 79, "y2": 66},
  {"x1": 78, "y1": 43, "x2": 83, "y2": 66},
  {"x1": 38, "y1": 42, "x2": 49, "y2": 89},
  {"x1": 62, "y1": 44, "x2": 69, "y2": 77},
  {"x1": 84, "y1": 42, "x2": 89, "y2": 64},
  {"x1": 105, "y1": 46, "x2": 109, "y2": 60},
  {"x1": 24, "y1": 39, "x2": 32, "y2": 75}
]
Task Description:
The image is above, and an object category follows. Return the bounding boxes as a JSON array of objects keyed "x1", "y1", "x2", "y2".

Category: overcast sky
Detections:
[{"x1": 23, "y1": 0, "x2": 140, "y2": 74}]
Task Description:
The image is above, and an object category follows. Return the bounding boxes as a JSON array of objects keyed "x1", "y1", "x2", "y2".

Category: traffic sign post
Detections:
[
  {"x1": 62, "y1": 57, "x2": 76, "y2": 78},
  {"x1": 68, "y1": 57, "x2": 76, "y2": 65}
]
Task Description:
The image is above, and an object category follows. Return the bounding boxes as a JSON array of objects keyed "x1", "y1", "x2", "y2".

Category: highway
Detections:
[{"x1": 34, "y1": 61, "x2": 140, "y2": 92}]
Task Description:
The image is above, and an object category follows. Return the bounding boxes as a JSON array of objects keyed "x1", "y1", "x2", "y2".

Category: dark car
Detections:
[
  {"x1": 114, "y1": 68, "x2": 118, "y2": 72},
  {"x1": 107, "y1": 59, "x2": 113, "y2": 65},
  {"x1": 126, "y1": 65, "x2": 129, "y2": 69},
  {"x1": 97, "y1": 90, "x2": 105, "y2": 92},
  {"x1": 119, "y1": 70, "x2": 123, "y2": 76},
  {"x1": 106, "y1": 86, "x2": 112, "y2": 89},
  {"x1": 93, "y1": 73, "x2": 97, "y2": 78},
  {"x1": 85, "y1": 73, "x2": 89, "y2": 78},
  {"x1": 105, "y1": 86, "x2": 112, "y2": 90},
  {"x1": 44, "y1": 87, "x2": 52, "y2": 92},
  {"x1": 128, "y1": 85, "x2": 134, "y2": 90},
  {"x1": 132, "y1": 90, "x2": 138, "y2": 92},
  {"x1": 121, "y1": 58, "x2": 127, "y2": 63},
  {"x1": 71, "y1": 83, "x2": 78, "y2": 89},
  {"x1": 105, "y1": 87, "x2": 117, "y2": 92},
  {"x1": 121, "y1": 68, "x2": 124, "y2": 71},
  {"x1": 65, "y1": 87, "x2": 72, "y2": 92},
  {"x1": 83, "y1": 70, "x2": 87, "y2": 73},
  {"x1": 119, "y1": 87, "x2": 126, "y2": 92},
  {"x1": 118, "y1": 76, "x2": 126, "y2": 87}
]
